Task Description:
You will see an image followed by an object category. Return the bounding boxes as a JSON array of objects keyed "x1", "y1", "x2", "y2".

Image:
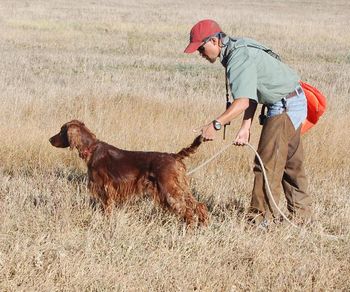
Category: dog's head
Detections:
[{"x1": 49, "y1": 120, "x2": 96, "y2": 150}]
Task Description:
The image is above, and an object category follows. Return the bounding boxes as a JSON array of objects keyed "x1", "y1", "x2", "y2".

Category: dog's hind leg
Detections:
[
  {"x1": 183, "y1": 193, "x2": 209, "y2": 227},
  {"x1": 156, "y1": 180, "x2": 196, "y2": 226},
  {"x1": 195, "y1": 202, "x2": 209, "y2": 226}
]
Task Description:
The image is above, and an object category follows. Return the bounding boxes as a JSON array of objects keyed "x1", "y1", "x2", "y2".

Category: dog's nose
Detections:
[{"x1": 49, "y1": 137, "x2": 53, "y2": 144}]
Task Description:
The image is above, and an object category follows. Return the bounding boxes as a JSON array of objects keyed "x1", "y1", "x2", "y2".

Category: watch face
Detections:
[{"x1": 213, "y1": 120, "x2": 221, "y2": 130}]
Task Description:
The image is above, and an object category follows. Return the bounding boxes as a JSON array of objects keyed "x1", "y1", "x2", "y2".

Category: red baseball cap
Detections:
[{"x1": 184, "y1": 19, "x2": 222, "y2": 54}]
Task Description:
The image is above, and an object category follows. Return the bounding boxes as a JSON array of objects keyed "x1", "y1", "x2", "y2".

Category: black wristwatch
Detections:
[{"x1": 212, "y1": 120, "x2": 222, "y2": 131}]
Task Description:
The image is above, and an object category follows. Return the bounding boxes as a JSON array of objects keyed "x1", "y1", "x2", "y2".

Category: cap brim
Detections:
[{"x1": 184, "y1": 42, "x2": 202, "y2": 53}]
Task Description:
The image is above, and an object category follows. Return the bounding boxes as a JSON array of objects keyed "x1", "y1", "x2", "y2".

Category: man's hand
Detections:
[
  {"x1": 234, "y1": 127, "x2": 250, "y2": 146},
  {"x1": 193, "y1": 122, "x2": 217, "y2": 141}
]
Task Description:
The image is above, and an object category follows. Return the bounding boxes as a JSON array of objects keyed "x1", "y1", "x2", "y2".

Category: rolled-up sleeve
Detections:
[{"x1": 226, "y1": 48, "x2": 258, "y2": 102}]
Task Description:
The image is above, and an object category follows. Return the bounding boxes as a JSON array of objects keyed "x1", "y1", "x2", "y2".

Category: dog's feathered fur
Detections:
[{"x1": 49, "y1": 120, "x2": 208, "y2": 226}]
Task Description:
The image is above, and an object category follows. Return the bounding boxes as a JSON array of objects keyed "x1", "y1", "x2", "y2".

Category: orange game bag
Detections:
[{"x1": 300, "y1": 81, "x2": 327, "y2": 134}]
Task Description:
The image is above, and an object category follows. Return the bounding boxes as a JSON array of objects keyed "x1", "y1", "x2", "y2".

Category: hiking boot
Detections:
[{"x1": 246, "y1": 214, "x2": 269, "y2": 232}]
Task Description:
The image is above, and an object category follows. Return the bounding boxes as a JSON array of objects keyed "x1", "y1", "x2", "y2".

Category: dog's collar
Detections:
[{"x1": 80, "y1": 141, "x2": 98, "y2": 161}]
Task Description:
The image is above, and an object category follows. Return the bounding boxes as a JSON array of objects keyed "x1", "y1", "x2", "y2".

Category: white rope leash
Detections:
[
  {"x1": 187, "y1": 142, "x2": 343, "y2": 240},
  {"x1": 244, "y1": 143, "x2": 299, "y2": 229},
  {"x1": 187, "y1": 142, "x2": 298, "y2": 227},
  {"x1": 187, "y1": 143, "x2": 232, "y2": 175}
]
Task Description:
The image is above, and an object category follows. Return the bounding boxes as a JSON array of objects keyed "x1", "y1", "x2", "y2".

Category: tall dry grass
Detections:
[{"x1": 0, "y1": 0, "x2": 350, "y2": 290}]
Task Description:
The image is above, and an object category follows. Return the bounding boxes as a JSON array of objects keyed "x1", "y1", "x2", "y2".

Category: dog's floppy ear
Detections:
[{"x1": 66, "y1": 125, "x2": 81, "y2": 150}]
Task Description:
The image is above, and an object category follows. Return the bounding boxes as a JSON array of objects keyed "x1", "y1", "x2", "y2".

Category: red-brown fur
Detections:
[{"x1": 49, "y1": 120, "x2": 208, "y2": 226}]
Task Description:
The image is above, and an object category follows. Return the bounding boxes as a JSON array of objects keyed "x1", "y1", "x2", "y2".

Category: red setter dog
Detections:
[{"x1": 49, "y1": 120, "x2": 208, "y2": 226}]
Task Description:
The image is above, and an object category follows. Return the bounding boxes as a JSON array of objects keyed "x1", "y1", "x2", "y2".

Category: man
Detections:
[{"x1": 184, "y1": 19, "x2": 312, "y2": 227}]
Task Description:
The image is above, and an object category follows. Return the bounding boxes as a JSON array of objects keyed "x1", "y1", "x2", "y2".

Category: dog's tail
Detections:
[{"x1": 174, "y1": 135, "x2": 203, "y2": 160}]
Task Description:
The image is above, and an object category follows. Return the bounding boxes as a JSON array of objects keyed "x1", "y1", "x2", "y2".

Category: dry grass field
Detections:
[{"x1": 1, "y1": 0, "x2": 350, "y2": 290}]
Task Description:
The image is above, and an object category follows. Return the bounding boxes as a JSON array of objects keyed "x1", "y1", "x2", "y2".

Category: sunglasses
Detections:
[
  {"x1": 197, "y1": 33, "x2": 223, "y2": 53},
  {"x1": 197, "y1": 37, "x2": 212, "y2": 53}
]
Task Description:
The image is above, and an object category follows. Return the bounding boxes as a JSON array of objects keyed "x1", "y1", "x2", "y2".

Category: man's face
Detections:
[{"x1": 197, "y1": 37, "x2": 221, "y2": 63}]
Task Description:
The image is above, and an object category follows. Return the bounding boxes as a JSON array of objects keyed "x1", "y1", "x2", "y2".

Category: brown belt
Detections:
[{"x1": 285, "y1": 86, "x2": 303, "y2": 99}]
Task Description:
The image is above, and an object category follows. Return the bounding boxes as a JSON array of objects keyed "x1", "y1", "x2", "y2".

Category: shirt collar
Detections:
[{"x1": 220, "y1": 35, "x2": 233, "y2": 66}]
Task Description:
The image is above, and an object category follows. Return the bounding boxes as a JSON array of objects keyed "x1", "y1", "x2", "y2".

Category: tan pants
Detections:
[{"x1": 250, "y1": 113, "x2": 312, "y2": 223}]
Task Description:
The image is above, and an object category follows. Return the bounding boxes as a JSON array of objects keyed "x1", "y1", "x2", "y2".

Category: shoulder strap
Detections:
[
  {"x1": 223, "y1": 69, "x2": 231, "y2": 140},
  {"x1": 254, "y1": 46, "x2": 281, "y2": 61},
  {"x1": 228, "y1": 37, "x2": 282, "y2": 61},
  {"x1": 225, "y1": 69, "x2": 230, "y2": 104}
]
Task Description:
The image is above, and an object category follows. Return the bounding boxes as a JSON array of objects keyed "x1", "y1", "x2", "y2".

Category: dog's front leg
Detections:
[
  {"x1": 88, "y1": 180, "x2": 111, "y2": 215},
  {"x1": 101, "y1": 196, "x2": 114, "y2": 215}
]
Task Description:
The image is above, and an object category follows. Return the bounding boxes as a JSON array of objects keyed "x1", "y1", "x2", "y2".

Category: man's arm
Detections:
[
  {"x1": 241, "y1": 99, "x2": 258, "y2": 129},
  {"x1": 199, "y1": 98, "x2": 251, "y2": 141},
  {"x1": 215, "y1": 98, "x2": 250, "y2": 126},
  {"x1": 234, "y1": 99, "x2": 257, "y2": 145}
]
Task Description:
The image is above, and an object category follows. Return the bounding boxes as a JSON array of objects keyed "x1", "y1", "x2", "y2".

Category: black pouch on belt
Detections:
[{"x1": 259, "y1": 105, "x2": 267, "y2": 125}]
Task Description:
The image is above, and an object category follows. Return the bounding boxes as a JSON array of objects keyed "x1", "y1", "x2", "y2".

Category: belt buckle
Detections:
[{"x1": 296, "y1": 86, "x2": 303, "y2": 95}]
